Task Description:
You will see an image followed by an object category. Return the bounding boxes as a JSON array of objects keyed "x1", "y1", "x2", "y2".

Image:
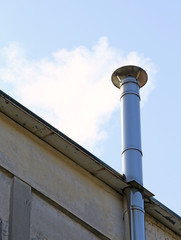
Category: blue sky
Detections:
[{"x1": 0, "y1": 0, "x2": 181, "y2": 216}]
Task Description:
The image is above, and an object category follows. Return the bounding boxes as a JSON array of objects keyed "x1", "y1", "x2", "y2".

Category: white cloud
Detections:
[{"x1": 0, "y1": 37, "x2": 156, "y2": 152}]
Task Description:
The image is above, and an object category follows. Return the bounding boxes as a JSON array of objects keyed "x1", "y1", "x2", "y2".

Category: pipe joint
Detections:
[
  {"x1": 120, "y1": 77, "x2": 140, "y2": 88},
  {"x1": 129, "y1": 205, "x2": 145, "y2": 214},
  {"x1": 122, "y1": 146, "x2": 143, "y2": 156},
  {"x1": 120, "y1": 90, "x2": 140, "y2": 100}
]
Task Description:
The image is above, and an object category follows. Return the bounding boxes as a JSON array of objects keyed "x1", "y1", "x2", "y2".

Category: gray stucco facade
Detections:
[{"x1": 0, "y1": 90, "x2": 180, "y2": 240}]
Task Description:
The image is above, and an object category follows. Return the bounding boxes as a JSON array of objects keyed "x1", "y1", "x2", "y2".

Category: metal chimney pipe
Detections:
[{"x1": 111, "y1": 65, "x2": 148, "y2": 240}]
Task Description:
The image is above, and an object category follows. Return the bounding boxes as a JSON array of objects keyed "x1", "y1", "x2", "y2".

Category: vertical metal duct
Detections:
[{"x1": 111, "y1": 65, "x2": 148, "y2": 240}]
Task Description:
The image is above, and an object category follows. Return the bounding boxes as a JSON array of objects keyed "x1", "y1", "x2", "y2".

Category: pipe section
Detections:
[
  {"x1": 111, "y1": 65, "x2": 148, "y2": 240},
  {"x1": 123, "y1": 188, "x2": 145, "y2": 240},
  {"x1": 120, "y1": 76, "x2": 143, "y2": 185}
]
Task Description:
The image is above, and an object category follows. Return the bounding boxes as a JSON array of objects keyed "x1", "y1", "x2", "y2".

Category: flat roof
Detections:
[{"x1": 0, "y1": 90, "x2": 180, "y2": 236}]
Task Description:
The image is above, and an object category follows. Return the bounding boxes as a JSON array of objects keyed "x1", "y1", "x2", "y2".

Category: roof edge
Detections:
[
  {"x1": 145, "y1": 197, "x2": 181, "y2": 236},
  {"x1": 0, "y1": 90, "x2": 128, "y2": 192}
]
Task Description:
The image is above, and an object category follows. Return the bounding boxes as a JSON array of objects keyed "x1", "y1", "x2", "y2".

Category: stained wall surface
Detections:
[
  {"x1": 0, "y1": 169, "x2": 11, "y2": 240},
  {"x1": 0, "y1": 113, "x2": 124, "y2": 240},
  {"x1": 0, "y1": 112, "x2": 180, "y2": 240},
  {"x1": 145, "y1": 214, "x2": 181, "y2": 240}
]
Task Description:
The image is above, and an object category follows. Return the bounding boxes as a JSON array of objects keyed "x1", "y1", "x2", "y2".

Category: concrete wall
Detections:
[
  {"x1": 30, "y1": 191, "x2": 101, "y2": 240},
  {"x1": 0, "y1": 169, "x2": 11, "y2": 240},
  {"x1": 0, "y1": 112, "x2": 124, "y2": 240},
  {"x1": 145, "y1": 214, "x2": 181, "y2": 240},
  {"x1": 0, "y1": 112, "x2": 180, "y2": 240}
]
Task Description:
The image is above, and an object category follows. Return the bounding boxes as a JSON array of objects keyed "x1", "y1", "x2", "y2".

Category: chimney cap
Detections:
[{"x1": 111, "y1": 65, "x2": 148, "y2": 88}]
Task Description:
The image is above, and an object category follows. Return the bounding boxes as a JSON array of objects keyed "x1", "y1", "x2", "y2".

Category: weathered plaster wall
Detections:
[
  {"x1": 0, "y1": 112, "x2": 180, "y2": 240},
  {"x1": 145, "y1": 214, "x2": 181, "y2": 240},
  {"x1": 30, "y1": 192, "x2": 101, "y2": 240},
  {"x1": 0, "y1": 169, "x2": 11, "y2": 240},
  {"x1": 0, "y1": 113, "x2": 124, "y2": 240}
]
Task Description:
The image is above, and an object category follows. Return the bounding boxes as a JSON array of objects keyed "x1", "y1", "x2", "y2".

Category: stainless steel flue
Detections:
[{"x1": 111, "y1": 65, "x2": 148, "y2": 240}]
